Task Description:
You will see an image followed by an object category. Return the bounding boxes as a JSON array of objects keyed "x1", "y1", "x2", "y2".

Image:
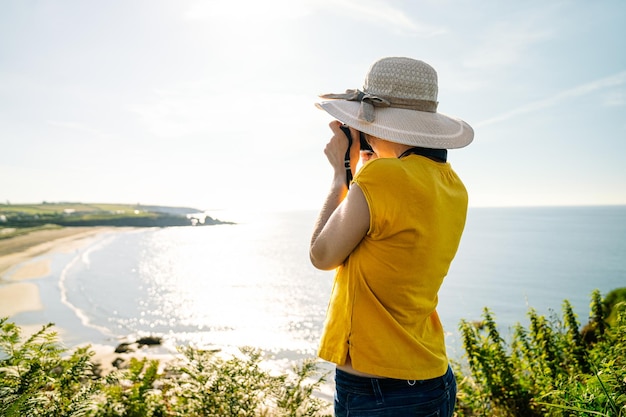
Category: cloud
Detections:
[
  {"x1": 475, "y1": 71, "x2": 626, "y2": 128},
  {"x1": 183, "y1": 0, "x2": 445, "y2": 37},
  {"x1": 47, "y1": 121, "x2": 116, "y2": 141},
  {"x1": 602, "y1": 90, "x2": 626, "y2": 107},
  {"x1": 128, "y1": 85, "x2": 319, "y2": 148},
  {"x1": 463, "y1": 21, "x2": 552, "y2": 70},
  {"x1": 183, "y1": 0, "x2": 312, "y2": 22},
  {"x1": 460, "y1": 2, "x2": 573, "y2": 72},
  {"x1": 441, "y1": 4, "x2": 562, "y2": 94},
  {"x1": 324, "y1": 0, "x2": 446, "y2": 37}
]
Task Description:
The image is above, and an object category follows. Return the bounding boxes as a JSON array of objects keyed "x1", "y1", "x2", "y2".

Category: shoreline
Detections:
[
  {"x1": 0, "y1": 227, "x2": 118, "y2": 318},
  {"x1": 0, "y1": 226, "x2": 175, "y2": 375}
]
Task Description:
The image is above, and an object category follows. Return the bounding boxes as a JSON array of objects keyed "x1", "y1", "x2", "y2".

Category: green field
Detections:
[
  {"x1": 0, "y1": 202, "x2": 226, "y2": 238},
  {"x1": 0, "y1": 202, "x2": 140, "y2": 214}
]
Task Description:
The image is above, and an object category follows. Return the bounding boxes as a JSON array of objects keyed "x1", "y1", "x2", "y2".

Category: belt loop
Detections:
[{"x1": 371, "y1": 379, "x2": 384, "y2": 405}]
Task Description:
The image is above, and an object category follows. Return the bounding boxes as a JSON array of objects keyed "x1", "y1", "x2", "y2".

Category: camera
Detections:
[
  {"x1": 339, "y1": 124, "x2": 373, "y2": 187},
  {"x1": 339, "y1": 124, "x2": 372, "y2": 152}
]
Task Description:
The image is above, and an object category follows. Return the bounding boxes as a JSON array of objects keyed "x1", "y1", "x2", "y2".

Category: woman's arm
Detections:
[
  {"x1": 310, "y1": 184, "x2": 369, "y2": 270},
  {"x1": 310, "y1": 122, "x2": 370, "y2": 270}
]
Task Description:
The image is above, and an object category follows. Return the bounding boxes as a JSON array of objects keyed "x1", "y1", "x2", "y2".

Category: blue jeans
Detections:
[{"x1": 334, "y1": 366, "x2": 457, "y2": 417}]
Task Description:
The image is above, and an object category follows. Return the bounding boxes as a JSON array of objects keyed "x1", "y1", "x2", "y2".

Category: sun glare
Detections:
[{"x1": 184, "y1": 0, "x2": 312, "y2": 23}]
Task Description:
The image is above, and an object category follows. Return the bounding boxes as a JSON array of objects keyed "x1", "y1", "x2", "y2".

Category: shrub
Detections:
[
  {"x1": 0, "y1": 318, "x2": 331, "y2": 417},
  {"x1": 456, "y1": 289, "x2": 626, "y2": 417},
  {"x1": 0, "y1": 320, "x2": 97, "y2": 416}
]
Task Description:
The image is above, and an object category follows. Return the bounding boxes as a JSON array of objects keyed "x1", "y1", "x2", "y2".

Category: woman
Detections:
[{"x1": 310, "y1": 57, "x2": 473, "y2": 416}]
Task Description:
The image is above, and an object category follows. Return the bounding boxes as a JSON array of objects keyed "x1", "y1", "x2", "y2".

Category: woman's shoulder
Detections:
[
  {"x1": 353, "y1": 158, "x2": 406, "y2": 190},
  {"x1": 359, "y1": 157, "x2": 403, "y2": 175},
  {"x1": 358, "y1": 157, "x2": 420, "y2": 182}
]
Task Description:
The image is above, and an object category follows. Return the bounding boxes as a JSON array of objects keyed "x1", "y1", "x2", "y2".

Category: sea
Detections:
[{"x1": 5, "y1": 206, "x2": 626, "y2": 379}]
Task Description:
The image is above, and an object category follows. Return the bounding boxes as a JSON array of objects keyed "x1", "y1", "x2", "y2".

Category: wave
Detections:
[{"x1": 58, "y1": 236, "x2": 117, "y2": 338}]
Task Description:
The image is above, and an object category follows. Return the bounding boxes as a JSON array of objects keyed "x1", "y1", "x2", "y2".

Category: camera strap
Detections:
[
  {"x1": 340, "y1": 125, "x2": 354, "y2": 187},
  {"x1": 345, "y1": 156, "x2": 353, "y2": 187},
  {"x1": 398, "y1": 147, "x2": 447, "y2": 162}
]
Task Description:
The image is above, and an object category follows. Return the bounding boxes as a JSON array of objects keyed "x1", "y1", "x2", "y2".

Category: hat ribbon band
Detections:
[{"x1": 320, "y1": 89, "x2": 438, "y2": 122}]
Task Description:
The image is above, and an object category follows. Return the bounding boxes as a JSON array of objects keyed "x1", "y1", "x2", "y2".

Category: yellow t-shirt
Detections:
[{"x1": 317, "y1": 154, "x2": 468, "y2": 380}]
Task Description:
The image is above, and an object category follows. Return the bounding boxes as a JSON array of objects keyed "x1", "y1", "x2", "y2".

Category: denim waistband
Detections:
[{"x1": 335, "y1": 366, "x2": 451, "y2": 394}]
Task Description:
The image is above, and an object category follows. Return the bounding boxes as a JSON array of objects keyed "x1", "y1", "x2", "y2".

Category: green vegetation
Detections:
[
  {"x1": 456, "y1": 288, "x2": 626, "y2": 416},
  {"x1": 0, "y1": 203, "x2": 146, "y2": 215},
  {"x1": 0, "y1": 224, "x2": 63, "y2": 240},
  {"x1": 603, "y1": 288, "x2": 626, "y2": 327},
  {"x1": 0, "y1": 320, "x2": 331, "y2": 416},
  {"x1": 1, "y1": 288, "x2": 624, "y2": 416},
  {"x1": 0, "y1": 203, "x2": 227, "y2": 235}
]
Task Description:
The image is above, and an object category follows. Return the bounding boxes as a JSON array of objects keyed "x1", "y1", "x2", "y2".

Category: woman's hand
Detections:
[{"x1": 325, "y1": 121, "x2": 361, "y2": 181}]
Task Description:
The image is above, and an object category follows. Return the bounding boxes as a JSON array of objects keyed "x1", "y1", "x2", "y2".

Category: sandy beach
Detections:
[
  {"x1": 0, "y1": 226, "x2": 173, "y2": 374},
  {"x1": 0, "y1": 227, "x2": 114, "y2": 318}
]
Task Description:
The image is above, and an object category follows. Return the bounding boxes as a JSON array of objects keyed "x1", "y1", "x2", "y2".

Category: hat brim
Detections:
[{"x1": 316, "y1": 100, "x2": 473, "y2": 149}]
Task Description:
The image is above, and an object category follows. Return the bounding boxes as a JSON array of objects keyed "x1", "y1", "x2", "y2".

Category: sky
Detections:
[{"x1": 1, "y1": 0, "x2": 625, "y2": 211}]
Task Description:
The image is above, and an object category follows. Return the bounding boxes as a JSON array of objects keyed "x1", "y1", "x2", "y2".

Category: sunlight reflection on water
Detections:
[
  {"x1": 62, "y1": 211, "x2": 331, "y2": 358},
  {"x1": 52, "y1": 206, "x2": 626, "y2": 364}
]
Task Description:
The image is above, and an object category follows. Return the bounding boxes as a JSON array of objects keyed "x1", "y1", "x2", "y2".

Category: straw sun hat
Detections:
[{"x1": 316, "y1": 57, "x2": 474, "y2": 149}]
